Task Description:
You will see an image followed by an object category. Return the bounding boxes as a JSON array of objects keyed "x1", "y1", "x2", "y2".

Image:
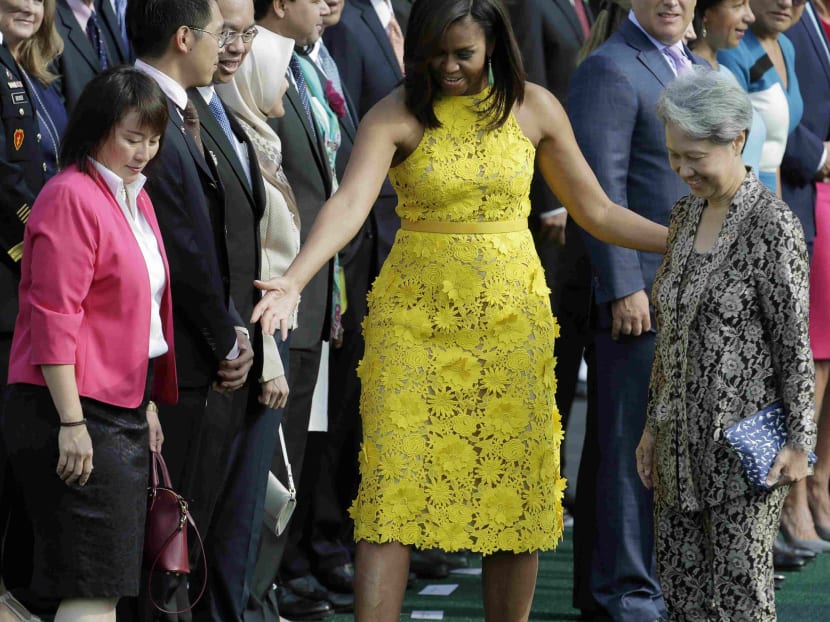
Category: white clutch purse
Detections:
[{"x1": 263, "y1": 425, "x2": 296, "y2": 536}]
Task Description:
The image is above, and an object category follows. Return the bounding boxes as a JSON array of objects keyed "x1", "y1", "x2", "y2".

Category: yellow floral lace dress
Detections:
[{"x1": 350, "y1": 92, "x2": 565, "y2": 554}]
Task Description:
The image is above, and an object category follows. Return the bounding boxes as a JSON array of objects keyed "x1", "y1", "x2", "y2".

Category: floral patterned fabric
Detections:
[
  {"x1": 648, "y1": 171, "x2": 816, "y2": 512},
  {"x1": 349, "y1": 93, "x2": 565, "y2": 554},
  {"x1": 656, "y1": 486, "x2": 786, "y2": 622}
]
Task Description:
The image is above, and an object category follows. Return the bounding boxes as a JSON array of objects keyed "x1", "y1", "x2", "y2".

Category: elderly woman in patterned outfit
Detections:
[{"x1": 636, "y1": 68, "x2": 816, "y2": 621}]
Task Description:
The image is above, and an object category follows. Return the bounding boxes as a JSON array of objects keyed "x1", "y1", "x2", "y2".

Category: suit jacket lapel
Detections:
[
  {"x1": 96, "y1": 0, "x2": 129, "y2": 63},
  {"x1": 552, "y1": 0, "x2": 585, "y2": 42},
  {"x1": 168, "y1": 98, "x2": 216, "y2": 183},
  {"x1": 619, "y1": 19, "x2": 676, "y2": 87},
  {"x1": 57, "y1": 3, "x2": 102, "y2": 72},
  {"x1": 356, "y1": 0, "x2": 403, "y2": 80},
  {"x1": 806, "y1": 2, "x2": 830, "y2": 83},
  {"x1": 190, "y1": 90, "x2": 254, "y2": 201},
  {"x1": 285, "y1": 84, "x2": 330, "y2": 182}
]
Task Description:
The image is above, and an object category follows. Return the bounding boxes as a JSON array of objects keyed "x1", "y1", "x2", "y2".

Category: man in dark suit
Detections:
[
  {"x1": 247, "y1": 1, "x2": 337, "y2": 619},
  {"x1": 0, "y1": 26, "x2": 49, "y2": 618},
  {"x1": 781, "y1": 0, "x2": 830, "y2": 257},
  {"x1": 124, "y1": 0, "x2": 254, "y2": 618},
  {"x1": 54, "y1": 0, "x2": 131, "y2": 111},
  {"x1": 185, "y1": 0, "x2": 276, "y2": 619},
  {"x1": 568, "y1": 1, "x2": 699, "y2": 619},
  {"x1": 323, "y1": 0, "x2": 404, "y2": 265},
  {"x1": 506, "y1": 0, "x2": 593, "y2": 509},
  {"x1": 779, "y1": 0, "x2": 830, "y2": 548}
]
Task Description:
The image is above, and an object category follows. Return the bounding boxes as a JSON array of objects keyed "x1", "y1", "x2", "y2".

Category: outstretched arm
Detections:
[
  {"x1": 525, "y1": 83, "x2": 668, "y2": 254},
  {"x1": 252, "y1": 93, "x2": 413, "y2": 336}
]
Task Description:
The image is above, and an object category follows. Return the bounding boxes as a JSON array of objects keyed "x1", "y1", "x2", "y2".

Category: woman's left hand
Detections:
[
  {"x1": 146, "y1": 405, "x2": 164, "y2": 453},
  {"x1": 766, "y1": 445, "x2": 810, "y2": 488},
  {"x1": 635, "y1": 428, "x2": 657, "y2": 490}
]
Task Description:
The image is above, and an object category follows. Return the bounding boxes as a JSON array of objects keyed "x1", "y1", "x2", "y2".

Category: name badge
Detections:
[{"x1": 7, "y1": 80, "x2": 22, "y2": 89}]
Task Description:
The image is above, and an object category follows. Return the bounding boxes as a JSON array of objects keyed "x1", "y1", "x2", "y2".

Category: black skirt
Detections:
[{"x1": 1, "y1": 378, "x2": 151, "y2": 599}]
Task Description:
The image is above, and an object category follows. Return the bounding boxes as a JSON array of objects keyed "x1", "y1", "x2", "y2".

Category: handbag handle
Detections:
[
  {"x1": 278, "y1": 425, "x2": 295, "y2": 495},
  {"x1": 150, "y1": 450, "x2": 173, "y2": 490}
]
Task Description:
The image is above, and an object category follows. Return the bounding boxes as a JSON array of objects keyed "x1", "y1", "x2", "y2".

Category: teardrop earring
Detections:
[
  {"x1": 487, "y1": 56, "x2": 494, "y2": 86},
  {"x1": 702, "y1": 24, "x2": 708, "y2": 39}
]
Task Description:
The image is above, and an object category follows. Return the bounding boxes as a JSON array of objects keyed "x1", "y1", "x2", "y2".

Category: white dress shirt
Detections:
[
  {"x1": 66, "y1": 0, "x2": 96, "y2": 32},
  {"x1": 91, "y1": 159, "x2": 169, "y2": 358},
  {"x1": 370, "y1": 0, "x2": 394, "y2": 29}
]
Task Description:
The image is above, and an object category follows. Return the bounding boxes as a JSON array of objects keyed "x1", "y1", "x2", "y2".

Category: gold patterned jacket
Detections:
[{"x1": 647, "y1": 172, "x2": 816, "y2": 512}]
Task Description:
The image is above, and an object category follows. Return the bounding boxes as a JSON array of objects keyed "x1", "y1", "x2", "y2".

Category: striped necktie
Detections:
[{"x1": 289, "y1": 54, "x2": 317, "y2": 136}]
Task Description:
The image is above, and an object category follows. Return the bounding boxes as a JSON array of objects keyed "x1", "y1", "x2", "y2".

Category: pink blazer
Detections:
[{"x1": 8, "y1": 165, "x2": 177, "y2": 408}]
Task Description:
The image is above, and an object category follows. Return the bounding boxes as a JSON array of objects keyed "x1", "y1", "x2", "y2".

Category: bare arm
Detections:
[
  {"x1": 42, "y1": 364, "x2": 93, "y2": 486},
  {"x1": 253, "y1": 93, "x2": 416, "y2": 334},
  {"x1": 522, "y1": 84, "x2": 668, "y2": 254}
]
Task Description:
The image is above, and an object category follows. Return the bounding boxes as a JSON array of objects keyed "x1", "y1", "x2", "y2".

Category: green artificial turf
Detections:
[{"x1": 331, "y1": 528, "x2": 830, "y2": 621}]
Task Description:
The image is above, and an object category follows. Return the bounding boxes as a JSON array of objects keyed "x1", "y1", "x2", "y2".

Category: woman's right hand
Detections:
[
  {"x1": 57, "y1": 425, "x2": 94, "y2": 486},
  {"x1": 260, "y1": 375, "x2": 290, "y2": 410},
  {"x1": 635, "y1": 428, "x2": 656, "y2": 490},
  {"x1": 251, "y1": 277, "x2": 299, "y2": 340}
]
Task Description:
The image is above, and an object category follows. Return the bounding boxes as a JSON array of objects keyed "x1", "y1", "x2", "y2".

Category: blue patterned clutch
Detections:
[{"x1": 723, "y1": 400, "x2": 817, "y2": 490}]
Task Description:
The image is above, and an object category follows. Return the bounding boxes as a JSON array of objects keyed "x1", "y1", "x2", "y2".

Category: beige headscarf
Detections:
[{"x1": 216, "y1": 28, "x2": 298, "y2": 222}]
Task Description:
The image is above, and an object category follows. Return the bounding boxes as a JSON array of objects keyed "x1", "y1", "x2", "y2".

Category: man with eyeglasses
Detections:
[
  {"x1": 186, "y1": 1, "x2": 277, "y2": 621},
  {"x1": 119, "y1": 1, "x2": 255, "y2": 619}
]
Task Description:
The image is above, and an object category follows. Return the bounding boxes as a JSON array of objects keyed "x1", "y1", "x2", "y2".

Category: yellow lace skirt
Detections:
[{"x1": 350, "y1": 228, "x2": 566, "y2": 554}]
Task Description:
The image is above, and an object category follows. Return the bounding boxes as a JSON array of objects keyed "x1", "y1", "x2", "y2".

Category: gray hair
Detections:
[{"x1": 656, "y1": 67, "x2": 752, "y2": 144}]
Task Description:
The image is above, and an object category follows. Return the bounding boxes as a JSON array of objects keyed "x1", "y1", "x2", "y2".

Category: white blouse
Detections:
[{"x1": 91, "y1": 159, "x2": 168, "y2": 358}]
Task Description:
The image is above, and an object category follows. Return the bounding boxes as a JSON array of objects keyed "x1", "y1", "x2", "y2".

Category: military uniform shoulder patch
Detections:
[{"x1": 13, "y1": 129, "x2": 23, "y2": 151}]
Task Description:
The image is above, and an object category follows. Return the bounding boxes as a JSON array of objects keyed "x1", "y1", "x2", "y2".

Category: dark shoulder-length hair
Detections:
[
  {"x1": 60, "y1": 67, "x2": 169, "y2": 175},
  {"x1": 404, "y1": 0, "x2": 525, "y2": 130}
]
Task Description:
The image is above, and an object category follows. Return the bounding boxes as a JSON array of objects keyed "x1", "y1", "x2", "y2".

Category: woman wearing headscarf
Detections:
[{"x1": 217, "y1": 28, "x2": 300, "y2": 414}]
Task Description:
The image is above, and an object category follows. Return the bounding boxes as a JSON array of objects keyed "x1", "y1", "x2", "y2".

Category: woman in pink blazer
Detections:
[{"x1": 0, "y1": 67, "x2": 177, "y2": 622}]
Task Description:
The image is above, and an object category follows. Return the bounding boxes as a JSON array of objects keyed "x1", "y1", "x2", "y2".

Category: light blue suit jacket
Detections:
[{"x1": 567, "y1": 18, "x2": 706, "y2": 326}]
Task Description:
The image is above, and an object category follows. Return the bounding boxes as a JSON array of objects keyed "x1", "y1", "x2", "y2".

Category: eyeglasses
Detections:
[
  {"x1": 188, "y1": 26, "x2": 232, "y2": 49},
  {"x1": 224, "y1": 27, "x2": 259, "y2": 45}
]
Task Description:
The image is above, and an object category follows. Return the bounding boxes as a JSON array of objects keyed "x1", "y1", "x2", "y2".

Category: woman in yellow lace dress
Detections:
[{"x1": 253, "y1": 0, "x2": 667, "y2": 620}]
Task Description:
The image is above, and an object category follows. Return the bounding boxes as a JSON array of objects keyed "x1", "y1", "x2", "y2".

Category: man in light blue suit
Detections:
[{"x1": 567, "y1": 1, "x2": 701, "y2": 620}]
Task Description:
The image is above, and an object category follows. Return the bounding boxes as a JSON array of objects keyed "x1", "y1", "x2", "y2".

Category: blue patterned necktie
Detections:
[
  {"x1": 86, "y1": 11, "x2": 109, "y2": 70},
  {"x1": 207, "y1": 94, "x2": 237, "y2": 148},
  {"x1": 289, "y1": 53, "x2": 317, "y2": 136}
]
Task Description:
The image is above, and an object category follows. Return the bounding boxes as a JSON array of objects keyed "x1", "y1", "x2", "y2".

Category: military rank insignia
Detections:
[{"x1": 13, "y1": 129, "x2": 23, "y2": 151}]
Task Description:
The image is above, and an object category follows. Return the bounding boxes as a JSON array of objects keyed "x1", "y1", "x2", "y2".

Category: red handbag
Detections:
[{"x1": 144, "y1": 451, "x2": 206, "y2": 613}]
